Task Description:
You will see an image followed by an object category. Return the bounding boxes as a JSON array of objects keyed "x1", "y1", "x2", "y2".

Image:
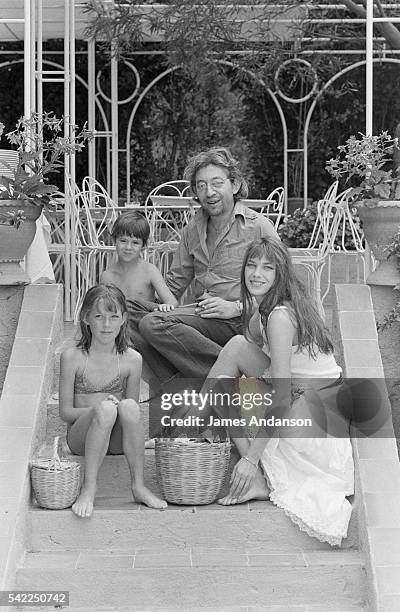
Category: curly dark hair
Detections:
[{"x1": 183, "y1": 146, "x2": 248, "y2": 202}]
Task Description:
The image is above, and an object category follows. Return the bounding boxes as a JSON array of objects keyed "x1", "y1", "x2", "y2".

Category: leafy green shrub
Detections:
[
  {"x1": 278, "y1": 202, "x2": 360, "y2": 250},
  {"x1": 278, "y1": 205, "x2": 317, "y2": 248}
]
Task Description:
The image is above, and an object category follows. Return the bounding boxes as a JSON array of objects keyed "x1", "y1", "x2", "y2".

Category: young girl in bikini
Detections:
[
  {"x1": 59, "y1": 284, "x2": 167, "y2": 517},
  {"x1": 196, "y1": 237, "x2": 353, "y2": 546}
]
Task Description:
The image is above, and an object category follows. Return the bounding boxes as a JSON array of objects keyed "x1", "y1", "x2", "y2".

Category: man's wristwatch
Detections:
[{"x1": 235, "y1": 300, "x2": 243, "y2": 315}]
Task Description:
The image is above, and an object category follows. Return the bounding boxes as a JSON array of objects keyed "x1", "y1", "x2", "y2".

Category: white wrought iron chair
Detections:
[
  {"x1": 0, "y1": 149, "x2": 18, "y2": 179},
  {"x1": 330, "y1": 187, "x2": 367, "y2": 283},
  {"x1": 321, "y1": 180, "x2": 339, "y2": 203},
  {"x1": 144, "y1": 180, "x2": 196, "y2": 243},
  {"x1": 143, "y1": 180, "x2": 196, "y2": 283},
  {"x1": 290, "y1": 181, "x2": 341, "y2": 314},
  {"x1": 46, "y1": 190, "x2": 69, "y2": 283},
  {"x1": 72, "y1": 178, "x2": 118, "y2": 320},
  {"x1": 262, "y1": 186, "x2": 285, "y2": 229}
]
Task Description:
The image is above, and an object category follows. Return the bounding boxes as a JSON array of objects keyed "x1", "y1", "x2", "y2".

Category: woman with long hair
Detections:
[{"x1": 193, "y1": 237, "x2": 353, "y2": 546}]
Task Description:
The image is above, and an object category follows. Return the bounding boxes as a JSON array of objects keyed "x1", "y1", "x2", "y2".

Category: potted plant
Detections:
[
  {"x1": 377, "y1": 226, "x2": 400, "y2": 330},
  {"x1": 326, "y1": 130, "x2": 400, "y2": 285},
  {"x1": 0, "y1": 113, "x2": 90, "y2": 285}
]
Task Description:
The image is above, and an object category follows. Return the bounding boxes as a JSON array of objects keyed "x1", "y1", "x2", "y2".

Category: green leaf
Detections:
[
  {"x1": 0, "y1": 175, "x2": 12, "y2": 190},
  {"x1": 374, "y1": 183, "x2": 391, "y2": 199}
]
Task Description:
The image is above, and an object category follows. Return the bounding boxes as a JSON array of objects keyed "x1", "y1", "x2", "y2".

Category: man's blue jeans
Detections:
[{"x1": 127, "y1": 300, "x2": 242, "y2": 383}]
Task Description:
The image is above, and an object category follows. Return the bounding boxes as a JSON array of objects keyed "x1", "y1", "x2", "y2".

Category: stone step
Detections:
[
  {"x1": 28, "y1": 467, "x2": 357, "y2": 553},
  {"x1": 29, "y1": 452, "x2": 359, "y2": 552},
  {"x1": 31, "y1": 449, "x2": 358, "y2": 548},
  {"x1": 16, "y1": 549, "x2": 366, "y2": 610}
]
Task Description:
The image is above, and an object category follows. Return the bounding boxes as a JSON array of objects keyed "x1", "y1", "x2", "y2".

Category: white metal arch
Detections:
[
  {"x1": 124, "y1": 59, "x2": 291, "y2": 212},
  {"x1": 0, "y1": 57, "x2": 111, "y2": 136},
  {"x1": 125, "y1": 65, "x2": 180, "y2": 204},
  {"x1": 219, "y1": 59, "x2": 289, "y2": 213}
]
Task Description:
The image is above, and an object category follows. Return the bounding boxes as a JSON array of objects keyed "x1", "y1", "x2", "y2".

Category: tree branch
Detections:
[{"x1": 342, "y1": 0, "x2": 400, "y2": 49}]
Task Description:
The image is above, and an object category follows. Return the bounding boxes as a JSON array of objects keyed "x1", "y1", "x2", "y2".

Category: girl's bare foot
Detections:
[
  {"x1": 72, "y1": 487, "x2": 96, "y2": 518},
  {"x1": 218, "y1": 473, "x2": 269, "y2": 506},
  {"x1": 132, "y1": 484, "x2": 167, "y2": 509},
  {"x1": 218, "y1": 482, "x2": 269, "y2": 505}
]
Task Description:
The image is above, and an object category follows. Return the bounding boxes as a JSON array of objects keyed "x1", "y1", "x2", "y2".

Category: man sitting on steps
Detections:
[{"x1": 127, "y1": 147, "x2": 280, "y2": 405}]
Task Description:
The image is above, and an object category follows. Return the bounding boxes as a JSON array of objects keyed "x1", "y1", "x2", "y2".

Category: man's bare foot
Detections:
[
  {"x1": 72, "y1": 487, "x2": 96, "y2": 518},
  {"x1": 132, "y1": 484, "x2": 167, "y2": 509}
]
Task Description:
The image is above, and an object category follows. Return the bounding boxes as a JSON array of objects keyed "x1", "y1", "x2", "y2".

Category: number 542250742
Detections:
[{"x1": 0, "y1": 591, "x2": 69, "y2": 607}]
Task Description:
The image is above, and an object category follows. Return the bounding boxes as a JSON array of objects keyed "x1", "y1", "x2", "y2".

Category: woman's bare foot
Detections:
[
  {"x1": 218, "y1": 473, "x2": 269, "y2": 506},
  {"x1": 72, "y1": 487, "x2": 96, "y2": 518},
  {"x1": 132, "y1": 484, "x2": 167, "y2": 509}
]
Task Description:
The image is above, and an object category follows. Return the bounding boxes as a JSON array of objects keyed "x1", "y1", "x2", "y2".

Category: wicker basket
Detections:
[
  {"x1": 155, "y1": 438, "x2": 230, "y2": 505},
  {"x1": 31, "y1": 437, "x2": 81, "y2": 510}
]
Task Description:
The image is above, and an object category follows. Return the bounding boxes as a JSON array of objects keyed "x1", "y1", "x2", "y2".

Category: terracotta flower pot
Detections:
[
  {"x1": 0, "y1": 200, "x2": 42, "y2": 285},
  {"x1": 355, "y1": 200, "x2": 400, "y2": 286}
]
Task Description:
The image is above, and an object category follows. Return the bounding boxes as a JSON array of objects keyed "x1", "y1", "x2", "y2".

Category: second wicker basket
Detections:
[{"x1": 155, "y1": 437, "x2": 230, "y2": 505}]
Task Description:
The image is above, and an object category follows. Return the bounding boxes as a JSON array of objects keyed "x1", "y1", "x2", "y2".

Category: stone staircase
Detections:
[{"x1": 14, "y1": 331, "x2": 369, "y2": 611}]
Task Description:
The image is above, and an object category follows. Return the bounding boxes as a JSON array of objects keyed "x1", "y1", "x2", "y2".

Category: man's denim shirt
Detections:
[{"x1": 166, "y1": 201, "x2": 279, "y2": 302}]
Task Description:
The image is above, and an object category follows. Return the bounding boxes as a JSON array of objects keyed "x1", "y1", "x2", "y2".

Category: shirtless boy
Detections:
[{"x1": 100, "y1": 210, "x2": 178, "y2": 312}]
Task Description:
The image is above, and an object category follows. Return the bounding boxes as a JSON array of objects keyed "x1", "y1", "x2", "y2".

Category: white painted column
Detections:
[
  {"x1": 23, "y1": 0, "x2": 32, "y2": 119},
  {"x1": 88, "y1": 40, "x2": 96, "y2": 179},
  {"x1": 366, "y1": 0, "x2": 373, "y2": 136},
  {"x1": 111, "y1": 48, "x2": 119, "y2": 203},
  {"x1": 364, "y1": 0, "x2": 374, "y2": 278},
  {"x1": 64, "y1": 0, "x2": 75, "y2": 321}
]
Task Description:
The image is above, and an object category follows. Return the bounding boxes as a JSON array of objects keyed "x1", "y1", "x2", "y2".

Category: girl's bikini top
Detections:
[{"x1": 74, "y1": 352, "x2": 126, "y2": 395}]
